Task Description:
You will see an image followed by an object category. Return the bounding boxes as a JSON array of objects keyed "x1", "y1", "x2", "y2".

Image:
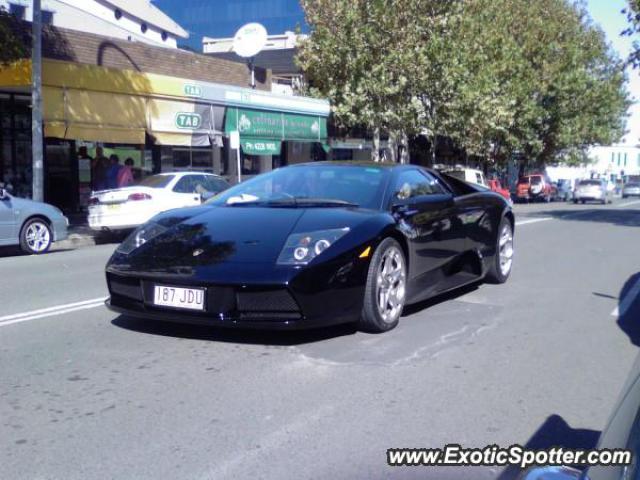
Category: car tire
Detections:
[
  {"x1": 19, "y1": 218, "x2": 52, "y2": 254},
  {"x1": 359, "y1": 237, "x2": 407, "y2": 333},
  {"x1": 623, "y1": 195, "x2": 628, "y2": 199},
  {"x1": 485, "y1": 217, "x2": 514, "y2": 284}
]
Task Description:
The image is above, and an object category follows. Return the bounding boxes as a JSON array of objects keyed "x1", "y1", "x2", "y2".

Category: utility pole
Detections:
[{"x1": 31, "y1": 0, "x2": 44, "y2": 202}]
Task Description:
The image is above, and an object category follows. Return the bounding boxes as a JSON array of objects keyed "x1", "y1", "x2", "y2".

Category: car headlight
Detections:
[
  {"x1": 117, "y1": 222, "x2": 167, "y2": 254},
  {"x1": 277, "y1": 228, "x2": 350, "y2": 265}
]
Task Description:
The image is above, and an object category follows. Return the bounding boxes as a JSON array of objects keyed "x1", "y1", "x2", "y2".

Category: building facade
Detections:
[
  {"x1": 588, "y1": 145, "x2": 640, "y2": 181},
  {"x1": 1, "y1": 0, "x2": 188, "y2": 48},
  {"x1": 0, "y1": 24, "x2": 329, "y2": 214}
]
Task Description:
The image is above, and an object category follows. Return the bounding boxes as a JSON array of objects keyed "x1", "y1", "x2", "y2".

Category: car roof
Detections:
[
  {"x1": 155, "y1": 171, "x2": 222, "y2": 178},
  {"x1": 290, "y1": 161, "x2": 406, "y2": 170}
]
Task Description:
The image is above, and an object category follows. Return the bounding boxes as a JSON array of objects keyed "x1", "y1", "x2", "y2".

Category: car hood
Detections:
[
  {"x1": 5, "y1": 195, "x2": 63, "y2": 218},
  {"x1": 121, "y1": 205, "x2": 379, "y2": 268}
]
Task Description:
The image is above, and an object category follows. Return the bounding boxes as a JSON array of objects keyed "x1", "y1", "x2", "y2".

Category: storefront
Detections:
[{"x1": 0, "y1": 58, "x2": 330, "y2": 213}]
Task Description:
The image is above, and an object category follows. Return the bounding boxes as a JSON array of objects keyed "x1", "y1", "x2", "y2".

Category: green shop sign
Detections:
[
  {"x1": 242, "y1": 138, "x2": 281, "y2": 155},
  {"x1": 183, "y1": 84, "x2": 203, "y2": 97},
  {"x1": 225, "y1": 108, "x2": 327, "y2": 144},
  {"x1": 175, "y1": 112, "x2": 202, "y2": 129}
]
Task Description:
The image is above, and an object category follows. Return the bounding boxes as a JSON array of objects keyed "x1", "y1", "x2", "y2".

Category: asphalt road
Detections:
[{"x1": 1, "y1": 198, "x2": 640, "y2": 480}]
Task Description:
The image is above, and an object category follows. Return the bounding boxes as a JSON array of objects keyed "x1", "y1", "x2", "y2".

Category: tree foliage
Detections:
[
  {"x1": 298, "y1": 0, "x2": 630, "y2": 166},
  {"x1": 0, "y1": 6, "x2": 28, "y2": 65},
  {"x1": 623, "y1": 0, "x2": 640, "y2": 67}
]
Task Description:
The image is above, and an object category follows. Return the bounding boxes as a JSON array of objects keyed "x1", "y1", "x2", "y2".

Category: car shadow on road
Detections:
[
  {"x1": 111, "y1": 315, "x2": 359, "y2": 346},
  {"x1": 617, "y1": 272, "x2": 640, "y2": 347},
  {"x1": 402, "y1": 282, "x2": 481, "y2": 316},
  {"x1": 534, "y1": 208, "x2": 640, "y2": 227},
  {"x1": 496, "y1": 414, "x2": 601, "y2": 480},
  {"x1": 0, "y1": 246, "x2": 75, "y2": 257}
]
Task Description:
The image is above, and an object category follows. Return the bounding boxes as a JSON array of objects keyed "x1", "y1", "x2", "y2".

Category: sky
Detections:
[
  {"x1": 152, "y1": 0, "x2": 638, "y2": 146},
  {"x1": 586, "y1": 0, "x2": 639, "y2": 145}
]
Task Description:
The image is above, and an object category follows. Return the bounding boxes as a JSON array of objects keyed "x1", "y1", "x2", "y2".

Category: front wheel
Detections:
[
  {"x1": 485, "y1": 217, "x2": 514, "y2": 284},
  {"x1": 20, "y1": 218, "x2": 52, "y2": 254},
  {"x1": 359, "y1": 238, "x2": 407, "y2": 333}
]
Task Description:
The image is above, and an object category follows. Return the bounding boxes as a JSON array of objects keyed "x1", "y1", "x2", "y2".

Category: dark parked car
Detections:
[{"x1": 105, "y1": 162, "x2": 514, "y2": 333}]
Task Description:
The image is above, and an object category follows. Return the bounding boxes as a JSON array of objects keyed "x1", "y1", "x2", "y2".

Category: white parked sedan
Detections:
[{"x1": 88, "y1": 172, "x2": 230, "y2": 232}]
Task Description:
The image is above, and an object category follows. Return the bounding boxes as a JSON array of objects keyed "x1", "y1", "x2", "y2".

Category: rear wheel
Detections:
[
  {"x1": 485, "y1": 217, "x2": 513, "y2": 284},
  {"x1": 359, "y1": 238, "x2": 407, "y2": 333},
  {"x1": 20, "y1": 218, "x2": 52, "y2": 254}
]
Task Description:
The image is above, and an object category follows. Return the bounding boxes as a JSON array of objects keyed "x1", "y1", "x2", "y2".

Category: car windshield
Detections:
[
  {"x1": 579, "y1": 180, "x2": 601, "y2": 186},
  {"x1": 207, "y1": 165, "x2": 390, "y2": 210},
  {"x1": 137, "y1": 175, "x2": 175, "y2": 189},
  {"x1": 517, "y1": 177, "x2": 530, "y2": 185}
]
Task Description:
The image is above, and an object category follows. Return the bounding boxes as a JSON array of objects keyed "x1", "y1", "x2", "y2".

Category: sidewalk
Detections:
[{"x1": 53, "y1": 224, "x2": 101, "y2": 251}]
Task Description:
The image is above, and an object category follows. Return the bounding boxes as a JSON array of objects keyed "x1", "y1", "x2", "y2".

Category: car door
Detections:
[
  {"x1": 0, "y1": 193, "x2": 16, "y2": 244},
  {"x1": 171, "y1": 175, "x2": 206, "y2": 207},
  {"x1": 390, "y1": 169, "x2": 464, "y2": 290}
]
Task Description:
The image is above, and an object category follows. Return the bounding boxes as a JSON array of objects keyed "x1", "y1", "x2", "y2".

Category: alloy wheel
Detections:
[
  {"x1": 25, "y1": 222, "x2": 51, "y2": 253},
  {"x1": 375, "y1": 246, "x2": 406, "y2": 323},
  {"x1": 498, "y1": 223, "x2": 514, "y2": 276}
]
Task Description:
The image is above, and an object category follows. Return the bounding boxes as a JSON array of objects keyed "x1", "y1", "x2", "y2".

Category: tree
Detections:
[
  {"x1": 623, "y1": 0, "x2": 640, "y2": 67},
  {"x1": 0, "y1": 6, "x2": 28, "y2": 65},
  {"x1": 298, "y1": 0, "x2": 629, "y2": 168},
  {"x1": 297, "y1": 0, "x2": 457, "y2": 161}
]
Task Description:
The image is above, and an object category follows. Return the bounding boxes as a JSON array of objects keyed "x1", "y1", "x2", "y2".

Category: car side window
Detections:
[
  {"x1": 393, "y1": 170, "x2": 445, "y2": 200},
  {"x1": 173, "y1": 175, "x2": 200, "y2": 194},
  {"x1": 202, "y1": 176, "x2": 229, "y2": 194}
]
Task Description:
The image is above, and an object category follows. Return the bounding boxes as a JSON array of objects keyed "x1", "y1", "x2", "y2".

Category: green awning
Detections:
[{"x1": 224, "y1": 108, "x2": 327, "y2": 153}]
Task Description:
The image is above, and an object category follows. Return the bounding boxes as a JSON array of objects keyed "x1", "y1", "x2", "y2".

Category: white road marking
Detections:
[
  {"x1": 611, "y1": 276, "x2": 640, "y2": 318},
  {"x1": 0, "y1": 297, "x2": 107, "y2": 328},
  {"x1": 515, "y1": 217, "x2": 553, "y2": 226}
]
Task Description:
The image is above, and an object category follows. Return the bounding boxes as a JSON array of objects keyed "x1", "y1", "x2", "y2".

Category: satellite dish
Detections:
[{"x1": 232, "y1": 23, "x2": 267, "y2": 58}]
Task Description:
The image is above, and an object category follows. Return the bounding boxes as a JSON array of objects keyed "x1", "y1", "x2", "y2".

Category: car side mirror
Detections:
[{"x1": 0, "y1": 187, "x2": 7, "y2": 200}]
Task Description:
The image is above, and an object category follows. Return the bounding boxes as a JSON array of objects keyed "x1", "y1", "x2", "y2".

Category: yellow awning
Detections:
[
  {"x1": 65, "y1": 124, "x2": 145, "y2": 144},
  {"x1": 0, "y1": 59, "x2": 31, "y2": 87},
  {"x1": 147, "y1": 98, "x2": 223, "y2": 147},
  {"x1": 41, "y1": 86, "x2": 147, "y2": 143}
]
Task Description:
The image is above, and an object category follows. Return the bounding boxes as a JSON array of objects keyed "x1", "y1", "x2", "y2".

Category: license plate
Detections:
[{"x1": 153, "y1": 285, "x2": 205, "y2": 311}]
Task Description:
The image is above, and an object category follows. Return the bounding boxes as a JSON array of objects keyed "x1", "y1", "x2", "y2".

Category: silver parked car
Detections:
[
  {"x1": 573, "y1": 179, "x2": 612, "y2": 205},
  {"x1": 622, "y1": 182, "x2": 640, "y2": 199},
  {"x1": 0, "y1": 186, "x2": 69, "y2": 254}
]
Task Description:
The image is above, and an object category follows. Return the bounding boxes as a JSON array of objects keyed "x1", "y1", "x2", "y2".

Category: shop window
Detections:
[
  {"x1": 9, "y1": 4, "x2": 26, "y2": 20},
  {"x1": 241, "y1": 153, "x2": 262, "y2": 175},
  {"x1": 161, "y1": 147, "x2": 215, "y2": 172},
  {"x1": 42, "y1": 10, "x2": 54, "y2": 25}
]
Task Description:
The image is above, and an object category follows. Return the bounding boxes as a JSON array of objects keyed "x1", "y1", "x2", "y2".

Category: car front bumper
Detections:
[
  {"x1": 52, "y1": 217, "x2": 69, "y2": 242},
  {"x1": 105, "y1": 253, "x2": 370, "y2": 330}
]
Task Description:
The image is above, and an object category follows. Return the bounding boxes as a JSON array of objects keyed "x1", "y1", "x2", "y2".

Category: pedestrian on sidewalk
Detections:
[
  {"x1": 106, "y1": 154, "x2": 122, "y2": 190},
  {"x1": 117, "y1": 158, "x2": 135, "y2": 187}
]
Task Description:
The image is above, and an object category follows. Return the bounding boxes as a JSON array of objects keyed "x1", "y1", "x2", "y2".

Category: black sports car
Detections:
[{"x1": 105, "y1": 162, "x2": 514, "y2": 333}]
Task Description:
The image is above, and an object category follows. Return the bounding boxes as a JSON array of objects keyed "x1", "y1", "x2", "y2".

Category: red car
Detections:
[
  {"x1": 488, "y1": 179, "x2": 512, "y2": 202},
  {"x1": 515, "y1": 174, "x2": 557, "y2": 202}
]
